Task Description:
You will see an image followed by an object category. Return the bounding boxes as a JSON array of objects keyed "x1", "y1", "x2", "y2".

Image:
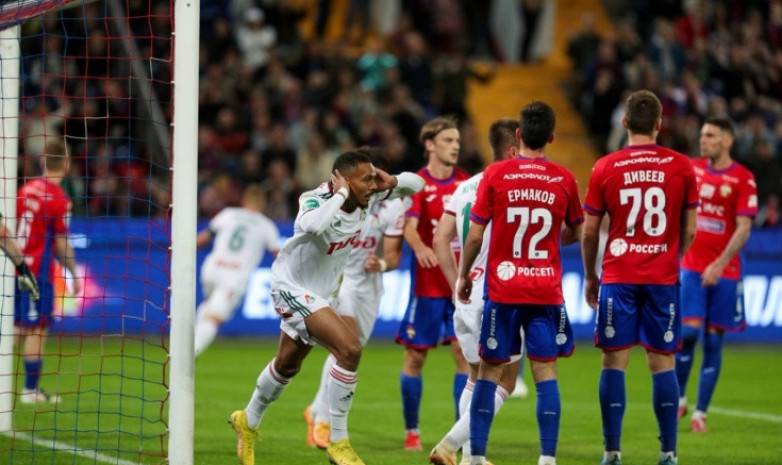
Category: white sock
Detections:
[
  {"x1": 447, "y1": 384, "x2": 508, "y2": 457},
  {"x1": 451, "y1": 381, "x2": 473, "y2": 455},
  {"x1": 193, "y1": 311, "x2": 219, "y2": 357},
  {"x1": 312, "y1": 354, "x2": 336, "y2": 423},
  {"x1": 245, "y1": 360, "x2": 290, "y2": 429},
  {"x1": 328, "y1": 364, "x2": 357, "y2": 442},
  {"x1": 538, "y1": 455, "x2": 556, "y2": 465}
]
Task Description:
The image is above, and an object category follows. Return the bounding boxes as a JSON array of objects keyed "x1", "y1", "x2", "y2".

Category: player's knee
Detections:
[
  {"x1": 334, "y1": 339, "x2": 362, "y2": 371},
  {"x1": 274, "y1": 358, "x2": 303, "y2": 379},
  {"x1": 405, "y1": 347, "x2": 427, "y2": 369},
  {"x1": 682, "y1": 325, "x2": 700, "y2": 346}
]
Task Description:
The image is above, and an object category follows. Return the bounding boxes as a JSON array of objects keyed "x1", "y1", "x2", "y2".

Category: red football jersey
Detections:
[
  {"x1": 16, "y1": 178, "x2": 71, "y2": 279},
  {"x1": 681, "y1": 158, "x2": 757, "y2": 279},
  {"x1": 406, "y1": 167, "x2": 470, "y2": 297},
  {"x1": 470, "y1": 157, "x2": 584, "y2": 305},
  {"x1": 584, "y1": 144, "x2": 699, "y2": 285}
]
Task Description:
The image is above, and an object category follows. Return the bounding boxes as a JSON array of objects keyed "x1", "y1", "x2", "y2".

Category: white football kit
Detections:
[
  {"x1": 200, "y1": 207, "x2": 280, "y2": 320},
  {"x1": 272, "y1": 173, "x2": 423, "y2": 345},
  {"x1": 336, "y1": 198, "x2": 405, "y2": 345}
]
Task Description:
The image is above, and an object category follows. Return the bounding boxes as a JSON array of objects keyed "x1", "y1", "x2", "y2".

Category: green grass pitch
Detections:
[{"x1": 2, "y1": 336, "x2": 781, "y2": 464}]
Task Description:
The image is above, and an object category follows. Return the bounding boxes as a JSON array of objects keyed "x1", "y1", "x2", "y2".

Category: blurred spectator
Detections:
[
  {"x1": 235, "y1": 7, "x2": 277, "y2": 76},
  {"x1": 356, "y1": 39, "x2": 398, "y2": 93},
  {"x1": 519, "y1": 0, "x2": 543, "y2": 62},
  {"x1": 343, "y1": 0, "x2": 371, "y2": 44},
  {"x1": 199, "y1": 171, "x2": 241, "y2": 218},
  {"x1": 432, "y1": 51, "x2": 496, "y2": 119},
  {"x1": 261, "y1": 159, "x2": 297, "y2": 222},
  {"x1": 295, "y1": 132, "x2": 337, "y2": 190}
]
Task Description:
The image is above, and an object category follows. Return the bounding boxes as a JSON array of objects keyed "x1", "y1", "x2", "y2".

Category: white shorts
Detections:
[
  {"x1": 454, "y1": 300, "x2": 524, "y2": 365},
  {"x1": 271, "y1": 283, "x2": 333, "y2": 346},
  {"x1": 336, "y1": 289, "x2": 380, "y2": 346}
]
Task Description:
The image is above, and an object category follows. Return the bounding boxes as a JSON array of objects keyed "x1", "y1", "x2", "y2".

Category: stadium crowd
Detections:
[
  {"x1": 568, "y1": 0, "x2": 782, "y2": 228},
  {"x1": 14, "y1": 0, "x2": 781, "y2": 228}
]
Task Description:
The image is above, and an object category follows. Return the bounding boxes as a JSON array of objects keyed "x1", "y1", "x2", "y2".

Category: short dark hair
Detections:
[
  {"x1": 333, "y1": 150, "x2": 371, "y2": 175},
  {"x1": 624, "y1": 90, "x2": 661, "y2": 135},
  {"x1": 419, "y1": 116, "x2": 457, "y2": 144},
  {"x1": 44, "y1": 139, "x2": 69, "y2": 171},
  {"x1": 488, "y1": 117, "x2": 519, "y2": 161},
  {"x1": 519, "y1": 101, "x2": 555, "y2": 150},
  {"x1": 704, "y1": 116, "x2": 735, "y2": 138},
  {"x1": 354, "y1": 145, "x2": 388, "y2": 171}
]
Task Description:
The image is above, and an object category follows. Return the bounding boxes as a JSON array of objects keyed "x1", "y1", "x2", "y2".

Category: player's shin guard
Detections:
[
  {"x1": 599, "y1": 369, "x2": 626, "y2": 452},
  {"x1": 449, "y1": 383, "x2": 508, "y2": 457},
  {"x1": 536, "y1": 379, "x2": 560, "y2": 457},
  {"x1": 24, "y1": 359, "x2": 42, "y2": 391},
  {"x1": 400, "y1": 373, "x2": 422, "y2": 431},
  {"x1": 329, "y1": 364, "x2": 358, "y2": 442},
  {"x1": 453, "y1": 373, "x2": 468, "y2": 420},
  {"x1": 696, "y1": 332, "x2": 723, "y2": 413},
  {"x1": 246, "y1": 360, "x2": 290, "y2": 429},
  {"x1": 675, "y1": 325, "x2": 699, "y2": 394},
  {"x1": 652, "y1": 370, "x2": 679, "y2": 454},
  {"x1": 469, "y1": 379, "x2": 497, "y2": 458}
]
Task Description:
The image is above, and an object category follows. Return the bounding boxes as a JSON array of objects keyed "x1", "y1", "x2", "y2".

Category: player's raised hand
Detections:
[
  {"x1": 16, "y1": 261, "x2": 40, "y2": 301},
  {"x1": 414, "y1": 246, "x2": 438, "y2": 268},
  {"x1": 373, "y1": 167, "x2": 397, "y2": 192},
  {"x1": 584, "y1": 276, "x2": 599, "y2": 310},
  {"x1": 456, "y1": 276, "x2": 472, "y2": 304},
  {"x1": 331, "y1": 169, "x2": 349, "y2": 194}
]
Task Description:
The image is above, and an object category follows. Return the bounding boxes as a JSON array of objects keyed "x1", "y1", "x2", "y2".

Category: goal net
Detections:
[{"x1": 0, "y1": 1, "x2": 192, "y2": 463}]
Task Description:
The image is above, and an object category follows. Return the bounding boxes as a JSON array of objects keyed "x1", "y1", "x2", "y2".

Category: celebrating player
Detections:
[
  {"x1": 395, "y1": 116, "x2": 471, "y2": 451},
  {"x1": 675, "y1": 117, "x2": 757, "y2": 432},
  {"x1": 429, "y1": 117, "x2": 522, "y2": 465},
  {"x1": 302, "y1": 147, "x2": 406, "y2": 449},
  {"x1": 582, "y1": 90, "x2": 699, "y2": 465},
  {"x1": 458, "y1": 102, "x2": 583, "y2": 465},
  {"x1": 15, "y1": 140, "x2": 80, "y2": 404},
  {"x1": 194, "y1": 184, "x2": 280, "y2": 357},
  {"x1": 229, "y1": 151, "x2": 424, "y2": 465}
]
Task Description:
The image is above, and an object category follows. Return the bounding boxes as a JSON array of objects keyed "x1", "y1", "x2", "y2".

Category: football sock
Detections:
[
  {"x1": 312, "y1": 354, "x2": 336, "y2": 423},
  {"x1": 652, "y1": 370, "x2": 679, "y2": 453},
  {"x1": 448, "y1": 383, "x2": 508, "y2": 456},
  {"x1": 599, "y1": 368, "x2": 625, "y2": 452},
  {"x1": 24, "y1": 359, "x2": 42, "y2": 391},
  {"x1": 453, "y1": 373, "x2": 468, "y2": 419},
  {"x1": 675, "y1": 325, "x2": 699, "y2": 394},
  {"x1": 246, "y1": 360, "x2": 290, "y2": 429},
  {"x1": 536, "y1": 379, "x2": 560, "y2": 457},
  {"x1": 329, "y1": 364, "x2": 358, "y2": 442},
  {"x1": 400, "y1": 373, "x2": 422, "y2": 430},
  {"x1": 193, "y1": 311, "x2": 218, "y2": 357},
  {"x1": 469, "y1": 379, "x2": 497, "y2": 457},
  {"x1": 696, "y1": 332, "x2": 723, "y2": 413}
]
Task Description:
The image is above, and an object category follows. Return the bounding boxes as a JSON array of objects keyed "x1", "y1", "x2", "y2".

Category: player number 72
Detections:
[{"x1": 507, "y1": 207, "x2": 552, "y2": 260}]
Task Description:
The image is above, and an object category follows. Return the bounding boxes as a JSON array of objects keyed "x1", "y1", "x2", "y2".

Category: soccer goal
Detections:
[{"x1": 0, "y1": 1, "x2": 197, "y2": 464}]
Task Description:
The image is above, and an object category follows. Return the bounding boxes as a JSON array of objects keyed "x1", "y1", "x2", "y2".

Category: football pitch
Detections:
[{"x1": 2, "y1": 337, "x2": 781, "y2": 464}]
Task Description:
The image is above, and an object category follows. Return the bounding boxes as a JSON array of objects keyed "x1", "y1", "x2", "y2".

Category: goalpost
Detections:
[{"x1": 0, "y1": 1, "x2": 198, "y2": 464}]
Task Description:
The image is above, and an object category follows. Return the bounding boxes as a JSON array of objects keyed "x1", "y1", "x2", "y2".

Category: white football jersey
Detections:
[
  {"x1": 203, "y1": 207, "x2": 280, "y2": 281},
  {"x1": 342, "y1": 198, "x2": 405, "y2": 293},
  {"x1": 272, "y1": 183, "x2": 405, "y2": 299},
  {"x1": 445, "y1": 172, "x2": 491, "y2": 302}
]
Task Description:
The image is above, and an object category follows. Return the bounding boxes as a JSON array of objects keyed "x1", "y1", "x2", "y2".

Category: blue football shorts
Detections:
[
  {"x1": 680, "y1": 269, "x2": 745, "y2": 332},
  {"x1": 395, "y1": 296, "x2": 456, "y2": 349},
  {"x1": 15, "y1": 279, "x2": 55, "y2": 328},
  {"x1": 595, "y1": 283, "x2": 681, "y2": 354},
  {"x1": 479, "y1": 300, "x2": 575, "y2": 364}
]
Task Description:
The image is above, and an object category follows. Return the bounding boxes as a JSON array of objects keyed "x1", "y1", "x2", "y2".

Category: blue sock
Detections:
[
  {"x1": 652, "y1": 370, "x2": 679, "y2": 453},
  {"x1": 400, "y1": 373, "x2": 422, "y2": 430},
  {"x1": 24, "y1": 359, "x2": 42, "y2": 391},
  {"x1": 453, "y1": 373, "x2": 468, "y2": 420},
  {"x1": 599, "y1": 369, "x2": 625, "y2": 451},
  {"x1": 696, "y1": 332, "x2": 723, "y2": 412},
  {"x1": 536, "y1": 379, "x2": 560, "y2": 457},
  {"x1": 675, "y1": 326, "x2": 699, "y2": 395},
  {"x1": 469, "y1": 379, "x2": 497, "y2": 457}
]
